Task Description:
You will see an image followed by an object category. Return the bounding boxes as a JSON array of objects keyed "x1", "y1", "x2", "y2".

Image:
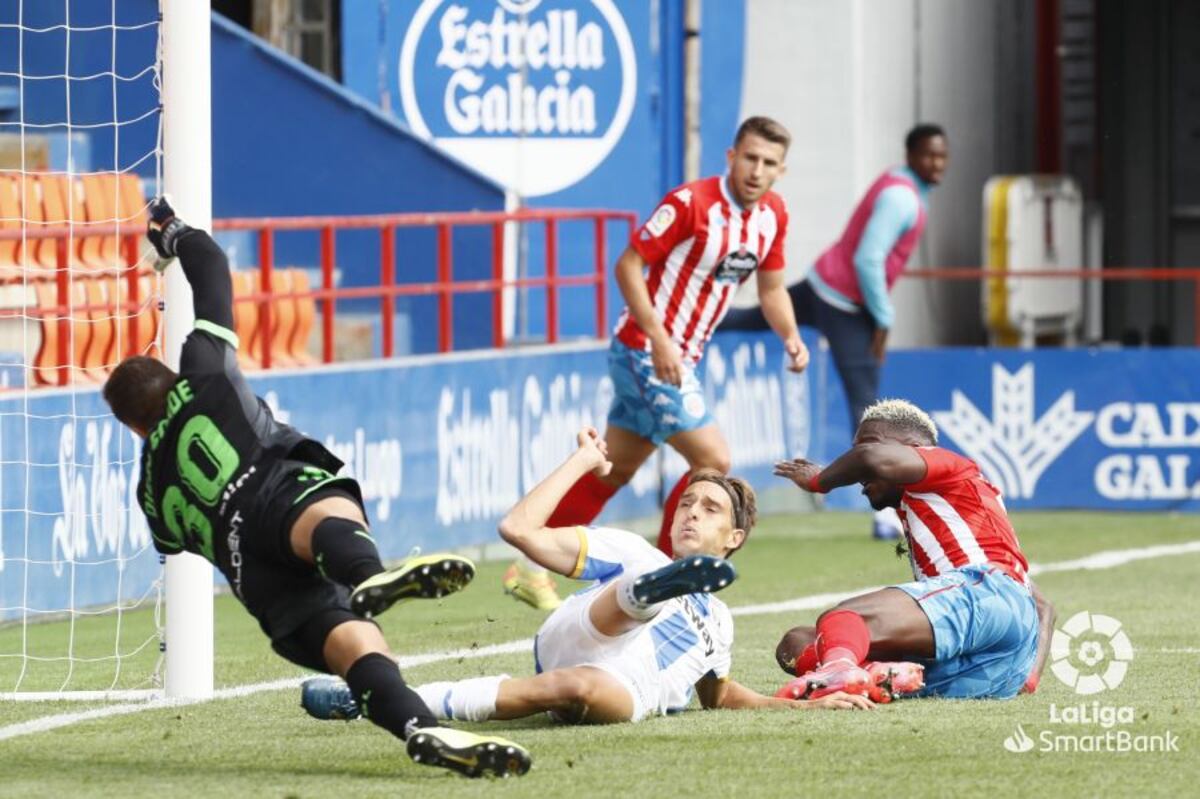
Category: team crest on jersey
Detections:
[
  {"x1": 713, "y1": 249, "x2": 758, "y2": 284},
  {"x1": 644, "y1": 204, "x2": 677, "y2": 237}
]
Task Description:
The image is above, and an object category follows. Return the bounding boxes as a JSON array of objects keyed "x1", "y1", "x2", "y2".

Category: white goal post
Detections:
[
  {"x1": 0, "y1": 0, "x2": 213, "y2": 702},
  {"x1": 161, "y1": 0, "x2": 213, "y2": 701}
]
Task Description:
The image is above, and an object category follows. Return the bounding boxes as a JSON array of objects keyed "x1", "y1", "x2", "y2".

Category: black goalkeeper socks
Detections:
[
  {"x1": 310, "y1": 517, "x2": 386, "y2": 588},
  {"x1": 345, "y1": 652, "x2": 438, "y2": 739}
]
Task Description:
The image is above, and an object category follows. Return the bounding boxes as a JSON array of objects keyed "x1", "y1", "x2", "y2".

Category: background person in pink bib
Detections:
[{"x1": 721, "y1": 124, "x2": 948, "y2": 540}]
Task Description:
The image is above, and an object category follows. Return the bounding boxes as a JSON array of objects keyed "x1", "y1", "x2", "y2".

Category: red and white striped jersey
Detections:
[
  {"x1": 898, "y1": 447, "x2": 1030, "y2": 584},
  {"x1": 615, "y1": 175, "x2": 788, "y2": 363}
]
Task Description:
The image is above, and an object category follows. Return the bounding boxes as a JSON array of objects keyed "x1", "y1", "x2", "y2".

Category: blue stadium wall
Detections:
[
  {"x1": 4, "y1": 337, "x2": 1198, "y2": 621},
  {"x1": 1, "y1": 3, "x2": 510, "y2": 354},
  {"x1": 341, "y1": 0, "x2": 747, "y2": 341}
]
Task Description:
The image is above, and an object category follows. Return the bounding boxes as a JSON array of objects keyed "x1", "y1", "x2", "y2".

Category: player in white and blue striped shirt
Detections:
[{"x1": 410, "y1": 427, "x2": 872, "y2": 724}]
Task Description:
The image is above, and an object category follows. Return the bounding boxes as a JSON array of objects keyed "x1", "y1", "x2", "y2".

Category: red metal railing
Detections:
[
  {"x1": 0, "y1": 208, "x2": 638, "y2": 382},
  {"x1": 0, "y1": 223, "x2": 145, "y2": 386},
  {"x1": 5, "y1": 217, "x2": 1197, "y2": 390},
  {"x1": 902, "y1": 267, "x2": 1200, "y2": 346},
  {"x1": 211, "y1": 208, "x2": 637, "y2": 367}
]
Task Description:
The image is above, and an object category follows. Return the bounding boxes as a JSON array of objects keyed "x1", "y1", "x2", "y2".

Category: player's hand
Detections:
[
  {"x1": 870, "y1": 327, "x2": 888, "y2": 364},
  {"x1": 783, "y1": 335, "x2": 809, "y2": 373},
  {"x1": 804, "y1": 691, "x2": 874, "y2": 710},
  {"x1": 575, "y1": 426, "x2": 612, "y2": 477},
  {"x1": 146, "y1": 195, "x2": 191, "y2": 270},
  {"x1": 649, "y1": 334, "x2": 684, "y2": 386},
  {"x1": 773, "y1": 458, "x2": 823, "y2": 490}
]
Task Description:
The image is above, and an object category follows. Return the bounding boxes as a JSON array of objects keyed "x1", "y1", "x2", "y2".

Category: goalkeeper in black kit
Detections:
[{"x1": 103, "y1": 198, "x2": 531, "y2": 779}]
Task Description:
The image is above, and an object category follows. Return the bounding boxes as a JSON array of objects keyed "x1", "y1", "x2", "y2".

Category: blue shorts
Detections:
[
  {"x1": 606, "y1": 338, "x2": 714, "y2": 446},
  {"x1": 894, "y1": 565, "x2": 1039, "y2": 699}
]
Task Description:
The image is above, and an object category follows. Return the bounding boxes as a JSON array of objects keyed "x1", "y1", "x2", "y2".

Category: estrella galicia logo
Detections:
[
  {"x1": 399, "y1": 0, "x2": 637, "y2": 196},
  {"x1": 713, "y1": 249, "x2": 759, "y2": 285},
  {"x1": 932, "y1": 363, "x2": 1093, "y2": 499}
]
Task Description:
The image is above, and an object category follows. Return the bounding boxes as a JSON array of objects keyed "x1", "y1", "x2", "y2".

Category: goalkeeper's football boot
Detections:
[
  {"x1": 502, "y1": 560, "x2": 563, "y2": 610},
  {"x1": 350, "y1": 553, "x2": 475, "y2": 618},
  {"x1": 776, "y1": 659, "x2": 871, "y2": 700},
  {"x1": 300, "y1": 676, "x2": 360, "y2": 720},
  {"x1": 863, "y1": 661, "x2": 925, "y2": 704},
  {"x1": 406, "y1": 727, "x2": 532, "y2": 779},
  {"x1": 632, "y1": 555, "x2": 736, "y2": 605}
]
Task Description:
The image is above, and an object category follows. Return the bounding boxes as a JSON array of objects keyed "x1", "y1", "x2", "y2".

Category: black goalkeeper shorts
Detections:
[{"x1": 232, "y1": 460, "x2": 371, "y2": 672}]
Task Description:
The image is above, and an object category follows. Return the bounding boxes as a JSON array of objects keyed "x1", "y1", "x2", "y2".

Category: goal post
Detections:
[
  {"x1": 0, "y1": 0, "x2": 214, "y2": 703},
  {"x1": 161, "y1": 0, "x2": 213, "y2": 701}
]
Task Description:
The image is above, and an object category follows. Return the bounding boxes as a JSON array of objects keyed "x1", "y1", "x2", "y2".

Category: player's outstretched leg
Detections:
[
  {"x1": 631, "y1": 555, "x2": 736, "y2": 605},
  {"x1": 302, "y1": 672, "x2": 532, "y2": 778},
  {"x1": 350, "y1": 553, "x2": 476, "y2": 618},
  {"x1": 406, "y1": 728, "x2": 532, "y2": 779}
]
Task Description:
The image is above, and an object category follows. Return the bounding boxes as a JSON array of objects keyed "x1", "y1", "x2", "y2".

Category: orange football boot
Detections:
[{"x1": 863, "y1": 661, "x2": 925, "y2": 703}]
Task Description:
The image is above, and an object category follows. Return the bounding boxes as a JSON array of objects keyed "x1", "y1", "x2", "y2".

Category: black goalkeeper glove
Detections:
[{"x1": 146, "y1": 195, "x2": 192, "y2": 270}]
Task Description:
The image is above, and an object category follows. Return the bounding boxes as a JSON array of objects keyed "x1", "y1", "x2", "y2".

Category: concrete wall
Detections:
[{"x1": 737, "y1": 0, "x2": 1036, "y2": 346}]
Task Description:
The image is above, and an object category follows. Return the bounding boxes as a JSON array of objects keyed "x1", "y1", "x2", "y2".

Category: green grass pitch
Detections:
[{"x1": 2, "y1": 511, "x2": 1198, "y2": 797}]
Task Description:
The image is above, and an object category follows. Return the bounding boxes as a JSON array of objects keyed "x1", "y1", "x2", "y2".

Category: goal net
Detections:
[{"x1": 0, "y1": 0, "x2": 165, "y2": 700}]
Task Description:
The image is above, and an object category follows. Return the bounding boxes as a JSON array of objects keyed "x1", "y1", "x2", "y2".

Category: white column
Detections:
[{"x1": 161, "y1": 0, "x2": 213, "y2": 700}]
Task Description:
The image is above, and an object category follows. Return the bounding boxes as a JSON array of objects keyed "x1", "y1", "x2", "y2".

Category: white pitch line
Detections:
[{"x1": 3, "y1": 539, "x2": 1199, "y2": 743}]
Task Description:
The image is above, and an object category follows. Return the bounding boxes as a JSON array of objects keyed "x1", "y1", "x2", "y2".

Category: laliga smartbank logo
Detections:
[
  {"x1": 1002, "y1": 611, "x2": 1180, "y2": 755},
  {"x1": 399, "y1": 0, "x2": 637, "y2": 196},
  {"x1": 1050, "y1": 610, "x2": 1132, "y2": 695}
]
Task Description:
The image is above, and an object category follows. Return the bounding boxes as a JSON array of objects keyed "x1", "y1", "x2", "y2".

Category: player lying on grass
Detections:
[
  {"x1": 102, "y1": 199, "x2": 530, "y2": 779},
  {"x1": 303, "y1": 427, "x2": 871, "y2": 724},
  {"x1": 772, "y1": 399, "x2": 1056, "y2": 701}
]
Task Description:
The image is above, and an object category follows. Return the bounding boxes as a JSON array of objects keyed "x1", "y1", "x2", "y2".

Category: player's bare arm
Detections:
[
  {"x1": 696, "y1": 674, "x2": 872, "y2": 711},
  {"x1": 498, "y1": 427, "x2": 613, "y2": 575},
  {"x1": 614, "y1": 245, "x2": 684, "y2": 386},
  {"x1": 756, "y1": 268, "x2": 809, "y2": 373},
  {"x1": 774, "y1": 443, "x2": 927, "y2": 493},
  {"x1": 1021, "y1": 581, "x2": 1057, "y2": 694}
]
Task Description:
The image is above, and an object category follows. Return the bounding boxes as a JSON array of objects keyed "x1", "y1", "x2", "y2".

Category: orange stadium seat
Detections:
[
  {"x1": 79, "y1": 276, "x2": 115, "y2": 382},
  {"x1": 231, "y1": 270, "x2": 262, "y2": 369},
  {"x1": 287, "y1": 269, "x2": 318, "y2": 366},
  {"x1": 0, "y1": 175, "x2": 25, "y2": 278},
  {"x1": 117, "y1": 273, "x2": 160, "y2": 360},
  {"x1": 267, "y1": 269, "x2": 312, "y2": 368}
]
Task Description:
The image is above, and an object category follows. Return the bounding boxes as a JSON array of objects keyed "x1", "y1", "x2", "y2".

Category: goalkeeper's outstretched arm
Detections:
[{"x1": 146, "y1": 196, "x2": 235, "y2": 339}]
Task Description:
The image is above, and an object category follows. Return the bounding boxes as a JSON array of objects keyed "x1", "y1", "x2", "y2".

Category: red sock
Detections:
[
  {"x1": 546, "y1": 471, "x2": 618, "y2": 527},
  {"x1": 815, "y1": 609, "x2": 870, "y2": 667},
  {"x1": 656, "y1": 473, "x2": 691, "y2": 557},
  {"x1": 795, "y1": 642, "x2": 820, "y2": 675}
]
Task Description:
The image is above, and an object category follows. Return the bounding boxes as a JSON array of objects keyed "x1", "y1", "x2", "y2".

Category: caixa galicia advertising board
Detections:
[
  {"x1": 880, "y1": 348, "x2": 1200, "y2": 510},
  {"x1": 2, "y1": 336, "x2": 1196, "y2": 620}
]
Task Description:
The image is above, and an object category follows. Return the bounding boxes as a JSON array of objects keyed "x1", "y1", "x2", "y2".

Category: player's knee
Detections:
[{"x1": 547, "y1": 670, "x2": 600, "y2": 722}]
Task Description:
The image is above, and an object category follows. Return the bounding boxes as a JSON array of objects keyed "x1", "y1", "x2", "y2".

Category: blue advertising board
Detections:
[
  {"x1": 3, "y1": 335, "x2": 1197, "y2": 622},
  {"x1": 341, "y1": 0, "x2": 749, "y2": 338},
  {"x1": 880, "y1": 348, "x2": 1200, "y2": 511}
]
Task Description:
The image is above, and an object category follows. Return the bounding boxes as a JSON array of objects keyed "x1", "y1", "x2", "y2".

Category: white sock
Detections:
[
  {"x1": 614, "y1": 571, "x2": 662, "y2": 622},
  {"x1": 414, "y1": 675, "x2": 509, "y2": 722}
]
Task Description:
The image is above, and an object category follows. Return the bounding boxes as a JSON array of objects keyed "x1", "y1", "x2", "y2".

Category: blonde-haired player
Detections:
[{"x1": 772, "y1": 398, "x2": 1056, "y2": 702}]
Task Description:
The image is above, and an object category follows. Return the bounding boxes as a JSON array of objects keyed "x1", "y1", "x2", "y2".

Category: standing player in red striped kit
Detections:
[
  {"x1": 771, "y1": 399, "x2": 1056, "y2": 701},
  {"x1": 510, "y1": 116, "x2": 808, "y2": 595}
]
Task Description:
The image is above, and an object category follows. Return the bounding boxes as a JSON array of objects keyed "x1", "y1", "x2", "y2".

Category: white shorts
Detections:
[{"x1": 533, "y1": 587, "x2": 661, "y2": 723}]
